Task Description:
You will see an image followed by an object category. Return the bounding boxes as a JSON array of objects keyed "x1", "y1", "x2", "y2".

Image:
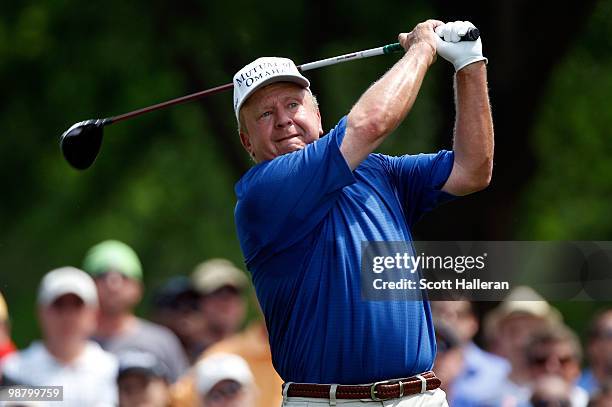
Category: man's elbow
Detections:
[
  {"x1": 452, "y1": 159, "x2": 493, "y2": 196},
  {"x1": 472, "y1": 170, "x2": 492, "y2": 192},
  {"x1": 347, "y1": 107, "x2": 396, "y2": 142},
  {"x1": 466, "y1": 159, "x2": 493, "y2": 193}
]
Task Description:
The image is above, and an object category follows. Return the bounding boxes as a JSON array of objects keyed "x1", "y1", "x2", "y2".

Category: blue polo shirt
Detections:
[{"x1": 234, "y1": 116, "x2": 455, "y2": 384}]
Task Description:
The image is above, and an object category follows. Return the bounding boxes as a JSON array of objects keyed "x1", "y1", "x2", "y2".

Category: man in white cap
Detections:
[
  {"x1": 1, "y1": 267, "x2": 118, "y2": 406},
  {"x1": 194, "y1": 353, "x2": 256, "y2": 407},
  {"x1": 233, "y1": 19, "x2": 493, "y2": 405}
]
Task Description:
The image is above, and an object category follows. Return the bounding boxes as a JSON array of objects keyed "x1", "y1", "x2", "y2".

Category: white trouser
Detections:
[{"x1": 281, "y1": 388, "x2": 449, "y2": 407}]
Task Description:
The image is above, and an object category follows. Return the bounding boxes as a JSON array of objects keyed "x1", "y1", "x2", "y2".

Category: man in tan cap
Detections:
[
  {"x1": 191, "y1": 259, "x2": 248, "y2": 351},
  {"x1": 483, "y1": 286, "x2": 564, "y2": 405}
]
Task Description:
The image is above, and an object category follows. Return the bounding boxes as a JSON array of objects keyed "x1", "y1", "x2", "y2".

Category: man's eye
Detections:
[
  {"x1": 260, "y1": 111, "x2": 272, "y2": 118},
  {"x1": 288, "y1": 102, "x2": 299, "y2": 109}
]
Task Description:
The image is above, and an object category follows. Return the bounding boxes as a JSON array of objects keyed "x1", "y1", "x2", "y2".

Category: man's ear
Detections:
[
  {"x1": 316, "y1": 106, "x2": 323, "y2": 136},
  {"x1": 239, "y1": 130, "x2": 255, "y2": 159}
]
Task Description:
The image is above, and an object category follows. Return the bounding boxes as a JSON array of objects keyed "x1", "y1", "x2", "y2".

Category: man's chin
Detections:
[
  {"x1": 286, "y1": 145, "x2": 306, "y2": 153},
  {"x1": 282, "y1": 140, "x2": 310, "y2": 153}
]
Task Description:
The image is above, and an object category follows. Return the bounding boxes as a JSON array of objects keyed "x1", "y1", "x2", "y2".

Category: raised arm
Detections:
[
  {"x1": 340, "y1": 20, "x2": 443, "y2": 170},
  {"x1": 441, "y1": 61, "x2": 494, "y2": 196},
  {"x1": 434, "y1": 21, "x2": 494, "y2": 196}
]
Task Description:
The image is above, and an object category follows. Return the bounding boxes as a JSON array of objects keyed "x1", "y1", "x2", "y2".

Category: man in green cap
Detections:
[{"x1": 83, "y1": 240, "x2": 189, "y2": 383}]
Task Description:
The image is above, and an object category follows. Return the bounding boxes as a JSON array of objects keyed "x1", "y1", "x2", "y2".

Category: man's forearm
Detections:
[
  {"x1": 453, "y1": 62, "x2": 494, "y2": 189},
  {"x1": 341, "y1": 41, "x2": 437, "y2": 169},
  {"x1": 349, "y1": 43, "x2": 434, "y2": 138}
]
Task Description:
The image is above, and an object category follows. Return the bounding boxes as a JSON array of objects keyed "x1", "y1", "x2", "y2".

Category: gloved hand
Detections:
[{"x1": 435, "y1": 21, "x2": 487, "y2": 72}]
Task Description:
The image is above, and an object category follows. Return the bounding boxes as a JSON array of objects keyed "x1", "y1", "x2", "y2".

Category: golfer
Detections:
[{"x1": 233, "y1": 19, "x2": 493, "y2": 406}]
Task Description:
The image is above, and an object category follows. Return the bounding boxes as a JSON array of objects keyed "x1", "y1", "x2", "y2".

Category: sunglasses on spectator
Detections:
[
  {"x1": 531, "y1": 398, "x2": 571, "y2": 407},
  {"x1": 594, "y1": 329, "x2": 612, "y2": 340},
  {"x1": 528, "y1": 353, "x2": 576, "y2": 367}
]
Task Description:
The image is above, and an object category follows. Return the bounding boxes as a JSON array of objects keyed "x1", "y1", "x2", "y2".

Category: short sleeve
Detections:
[
  {"x1": 235, "y1": 116, "x2": 355, "y2": 266},
  {"x1": 383, "y1": 150, "x2": 456, "y2": 226}
]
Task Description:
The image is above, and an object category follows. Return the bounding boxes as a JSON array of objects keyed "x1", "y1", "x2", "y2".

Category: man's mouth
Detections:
[{"x1": 276, "y1": 134, "x2": 301, "y2": 142}]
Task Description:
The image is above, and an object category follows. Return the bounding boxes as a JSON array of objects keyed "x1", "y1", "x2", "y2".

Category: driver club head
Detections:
[{"x1": 59, "y1": 119, "x2": 109, "y2": 170}]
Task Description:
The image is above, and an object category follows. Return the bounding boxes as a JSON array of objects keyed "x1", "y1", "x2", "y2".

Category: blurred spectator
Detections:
[
  {"x1": 193, "y1": 353, "x2": 256, "y2": 407},
  {"x1": 525, "y1": 324, "x2": 588, "y2": 406},
  {"x1": 151, "y1": 276, "x2": 205, "y2": 363},
  {"x1": 432, "y1": 300, "x2": 510, "y2": 406},
  {"x1": 117, "y1": 350, "x2": 171, "y2": 407},
  {"x1": 1, "y1": 267, "x2": 117, "y2": 406},
  {"x1": 484, "y1": 286, "x2": 562, "y2": 395},
  {"x1": 588, "y1": 381, "x2": 612, "y2": 407},
  {"x1": 83, "y1": 240, "x2": 189, "y2": 382},
  {"x1": 191, "y1": 259, "x2": 248, "y2": 350},
  {"x1": 432, "y1": 320, "x2": 464, "y2": 395},
  {"x1": 530, "y1": 375, "x2": 572, "y2": 407},
  {"x1": 0, "y1": 290, "x2": 17, "y2": 388},
  {"x1": 0, "y1": 290, "x2": 16, "y2": 360},
  {"x1": 579, "y1": 310, "x2": 612, "y2": 395},
  {"x1": 171, "y1": 314, "x2": 282, "y2": 407}
]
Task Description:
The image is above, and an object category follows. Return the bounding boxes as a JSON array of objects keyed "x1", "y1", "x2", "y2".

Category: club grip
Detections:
[
  {"x1": 384, "y1": 27, "x2": 480, "y2": 54},
  {"x1": 461, "y1": 28, "x2": 480, "y2": 41}
]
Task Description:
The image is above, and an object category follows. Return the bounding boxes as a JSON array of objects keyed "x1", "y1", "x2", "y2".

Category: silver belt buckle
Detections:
[{"x1": 370, "y1": 379, "x2": 394, "y2": 401}]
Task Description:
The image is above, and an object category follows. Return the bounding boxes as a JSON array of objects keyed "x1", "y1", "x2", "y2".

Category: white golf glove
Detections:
[{"x1": 435, "y1": 21, "x2": 487, "y2": 72}]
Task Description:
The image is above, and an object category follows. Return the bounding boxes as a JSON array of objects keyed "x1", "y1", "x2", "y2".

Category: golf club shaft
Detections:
[
  {"x1": 110, "y1": 28, "x2": 479, "y2": 125},
  {"x1": 111, "y1": 82, "x2": 234, "y2": 124},
  {"x1": 109, "y1": 43, "x2": 405, "y2": 125}
]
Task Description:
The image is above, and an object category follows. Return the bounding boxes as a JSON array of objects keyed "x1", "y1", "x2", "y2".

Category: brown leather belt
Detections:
[{"x1": 283, "y1": 371, "x2": 441, "y2": 401}]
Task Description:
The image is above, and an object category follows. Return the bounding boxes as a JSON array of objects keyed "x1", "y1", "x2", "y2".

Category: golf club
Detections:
[{"x1": 59, "y1": 28, "x2": 479, "y2": 170}]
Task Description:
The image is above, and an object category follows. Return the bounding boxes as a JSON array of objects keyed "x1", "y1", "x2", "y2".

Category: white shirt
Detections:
[
  {"x1": 571, "y1": 385, "x2": 589, "y2": 407},
  {"x1": 1, "y1": 340, "x2": 118, "y2": 407}
]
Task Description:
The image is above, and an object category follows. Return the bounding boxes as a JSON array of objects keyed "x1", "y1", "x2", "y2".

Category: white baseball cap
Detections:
[
  {"x1": 195, "y1": 353, "x2": 254, "y2": 396},
  {"x1": 233, "y1": 57, "x2": 310, "y2": 121},
  {"x1": 38, "y1": 267, "x2": 98, "y2": 307}
]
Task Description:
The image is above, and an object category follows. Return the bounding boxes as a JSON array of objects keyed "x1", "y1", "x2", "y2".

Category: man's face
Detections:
[
  {"x1": 118, "y1": 373, "x2": 169, "y2": 407},
  {"x1": 497, "y1": 314, "x2": 545, "y2": 362},
  {"x1": 201, "y1": 380, "x2": 253, "y2": 407},
  {"x1": 39, "y1": 293, "x2": 96, "y2": 343},
  {"x1": 154, "y1": 296, "x2": 205, "y2": 348},
  {"x1": 589, "y1": 311, "x2": 612, "y2": 374},
  {"x1": 528, "y1": 341, "x2": 581, "y2": 383},
  {"x1": 201, "y1": 286, "x2": 245, "y2": 336},
  {"x1": 239, "y1": 82, "x2": 323, "y2": 162},
  {"x1": 94, "y1": 271, "x2": 142, "y2": 315},
  {"x1": 431, "y1": 301, "x2": 478, "y2": 344}
]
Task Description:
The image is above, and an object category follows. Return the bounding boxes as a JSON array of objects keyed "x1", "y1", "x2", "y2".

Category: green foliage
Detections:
[
  {"x1": 516, "y1": 0, "x2": 612, "y2": 338},
  {"x1": 1, "y1": 0, "x2": 610, "y2": 350},
  {"x1": 0, "y1": 1, "x2": 444, "y2": 346},
  {"x1": 518, "y1": 0, "x2": 612, "y2": 240}
]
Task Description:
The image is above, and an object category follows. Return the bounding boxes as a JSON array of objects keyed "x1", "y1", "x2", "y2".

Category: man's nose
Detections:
[
  {"x1": 545, "y1": 357, "x2": 561, "y2": 373},
  {"x1": 275, "y1": 109, "x2": 293, "y2": 128}
]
